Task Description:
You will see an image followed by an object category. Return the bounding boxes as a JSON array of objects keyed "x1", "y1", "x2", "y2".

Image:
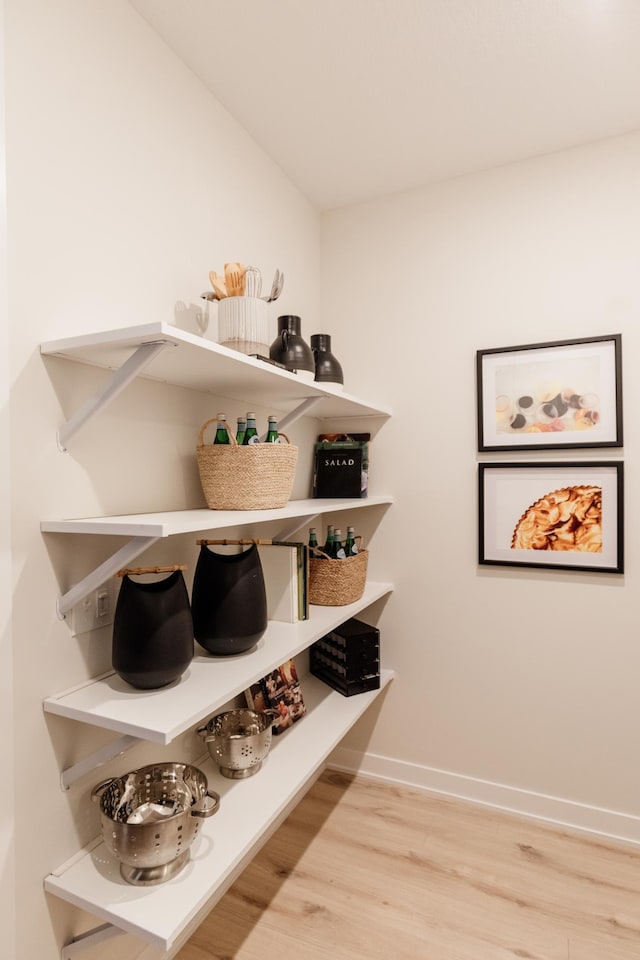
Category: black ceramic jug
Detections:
[
  {"x1": 191, "y1": 543, "x2": 268, "y2": 655},
  {"x1": 311, "y1": 333, "x2": 344, "y2": 384},
  {"x1": 112, "y1": 570, "x2": 194, "y2": 689},
  {"x1": 269, "y1": 315, "x2": 314, "y2": 374}
]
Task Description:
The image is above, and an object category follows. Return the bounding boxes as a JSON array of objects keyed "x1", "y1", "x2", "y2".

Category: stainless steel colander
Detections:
[
  {"x1": 197, "y1": 708, "x2": 278, "y2": 779},
  {"x1": 92, "y1": 761, "x2": 220, "y2": 885}
]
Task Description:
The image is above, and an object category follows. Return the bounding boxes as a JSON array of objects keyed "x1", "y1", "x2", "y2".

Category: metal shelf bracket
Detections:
[
  {"x1": 57, "y1": 535, "x2": 160, "y2": 619},
  {"x1": 61, "y1": 923, "x2": 125, "y2": 959},
  {"x1": 57, "y1": 339, "x2": 173, "y2": 451},
  {"x1": 276, "y1": 395, "x2": 323, "y2": 433},
  {"x1": 60, "y1": 733, "x2": 141, "y2": 791},
  {"x1": 275, "y1": 513, "x2": 320, "y2": 542}
]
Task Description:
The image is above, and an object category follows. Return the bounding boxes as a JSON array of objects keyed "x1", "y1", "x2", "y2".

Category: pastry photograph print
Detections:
[
  {"x1": 478, "y1": 462, "x2": 624, "y2": 573},
  {"x1": 511, "y1": 486, "x2": 602, "y2": 553},
  {"x1": 476, "y1": 334, "x2": 622, "y2": 451}
]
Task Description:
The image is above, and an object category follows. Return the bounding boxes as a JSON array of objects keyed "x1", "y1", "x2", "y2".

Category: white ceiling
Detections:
[{"x1": 130, "y1": 0, "x2": 640, "y2": 211}]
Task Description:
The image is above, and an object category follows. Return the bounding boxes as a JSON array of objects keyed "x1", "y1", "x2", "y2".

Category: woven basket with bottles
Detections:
[
  {"x1": 308, "y1": 546, "x2": 369, "y2": 606},
  {"x1": 196, "y1": 418, "x2": 298, "y2": 510}
]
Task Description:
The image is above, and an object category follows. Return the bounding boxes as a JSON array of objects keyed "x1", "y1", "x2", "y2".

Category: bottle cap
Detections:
[
  {"x1": 216, "y1": 413, "x2": 227, "y2": 420},
  {"x1": 246, "y1": 412, "x2": 256, "y2": 419}
]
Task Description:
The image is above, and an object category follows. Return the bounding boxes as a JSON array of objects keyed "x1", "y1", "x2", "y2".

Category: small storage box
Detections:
[{"x1": 310, "y1": 617, "x2": 380, "y2": 697}]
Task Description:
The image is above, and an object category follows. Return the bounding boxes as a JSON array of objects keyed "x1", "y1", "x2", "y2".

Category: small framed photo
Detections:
[
  {"x1": 479, "y1": 461, "x2": 623, "y2": 573},
  {"x1": 477, "y1": 335, "x2": 622, "y2": 451}
]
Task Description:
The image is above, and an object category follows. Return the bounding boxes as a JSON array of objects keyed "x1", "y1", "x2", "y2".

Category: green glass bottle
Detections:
[
  {"x1": 344, "y1": 526, "x2": 358, "y2": 557},
  {"x1": 308, "y1": 526, "x2": 319, "y2": 555},
  {"x1": 235, "y1": 416, "x2": 246, "y2": 445},
  {"x1": 323, "y1": 525, "x2": 334, "y2": 554},
  {"x1": 322, "y1": 526, "x2": 334, "y2": 559},
  {"x1": 213, "y1": 413, "x2": 230, "y2": 444},
  {"x1": 242, "y1": 412, "x2": 260, "y2": 445},
  {"x1": 265, "y1": 415, "x2": 279, "y2": 443},
  {"x1": 332, "y1": 528, "x2": 346, "y2": 560}
]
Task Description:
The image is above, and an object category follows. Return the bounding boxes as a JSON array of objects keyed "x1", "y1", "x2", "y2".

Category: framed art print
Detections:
[
  {"x1": 477, "y1": 334, "x2": 622, "y2": 451},
  {"x1": 478, "y1": 461, "x2": 623, "y2": 573}
]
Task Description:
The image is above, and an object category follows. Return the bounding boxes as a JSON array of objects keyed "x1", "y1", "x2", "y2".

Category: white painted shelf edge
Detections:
[
  {"x1": 45, "y1": 669, "x2": 394, "y2": 952},
  {"x1": 42, "y1": 496, "x2": 394, "y2": 619},
  {"x1": 40, "y1": 495, "x2": 393, "y2": 537},
  {"x1": 40, "y1": 321, "x2": 392, "y2": 420},
  {"x1": 43, "y1": 581, "x2": 394, "y2": 742}
]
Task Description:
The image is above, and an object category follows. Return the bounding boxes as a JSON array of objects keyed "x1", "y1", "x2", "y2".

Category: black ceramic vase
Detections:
[
  {"x1": 311, "y1": 333, "x2": 344, "y2": 384},
  {"x1": 269, "y1": 315, "x2": 315, "y2": 374},
  {"x1": 191, "y1": 543, "x2": 268, "y2": 655},
  {"x1": 112, "y1": 570, "x2": 194, "y2": 689}
]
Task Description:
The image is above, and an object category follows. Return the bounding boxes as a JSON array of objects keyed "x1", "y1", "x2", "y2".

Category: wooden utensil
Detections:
[
  {"x1": 224, "y1": 262, "x2": 246, "y2": 297},
  {"x1": 209, "y1": 271, "x2": 228, "y2": 298}
]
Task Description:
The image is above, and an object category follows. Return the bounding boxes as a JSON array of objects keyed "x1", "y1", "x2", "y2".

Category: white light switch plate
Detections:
[{"x1": 70, "y1": 579, "x2": 116, "y2": 636}]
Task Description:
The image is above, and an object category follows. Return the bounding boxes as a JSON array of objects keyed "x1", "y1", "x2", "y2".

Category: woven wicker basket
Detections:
[
  {"x1": 196, "y1": 418, "x2": 298, "y2": 510},
  {"x1": 308, "y1": 548, "x2": 368, "y2": 606}
]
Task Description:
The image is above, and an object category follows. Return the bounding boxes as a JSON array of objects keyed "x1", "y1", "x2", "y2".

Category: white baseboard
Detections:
[{"x1": 328, "y1": 746, "x2": 640, "y2": 848}]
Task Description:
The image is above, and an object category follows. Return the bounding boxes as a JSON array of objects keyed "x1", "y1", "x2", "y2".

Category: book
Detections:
[
  {"x1": 317, "y1": 433, "x2": 372, "y2": 443},
  {"x1": 244, "y1": 680, "x2": 269, "y2": 712},
  {"x1": 199, "y1": 539, "x2": 308, "y2": 623},
  {"x1": 245, "y1": 659, "x2": 306, "y2": 735},
  {"x1": 257, "y1": 541, "x2": 309, "y2": 622},
  {"x1": 312, "y1": 433, "x2": 371, "y2": 499}
]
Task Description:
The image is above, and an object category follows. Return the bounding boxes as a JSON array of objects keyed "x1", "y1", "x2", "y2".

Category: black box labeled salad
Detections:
[{"x1": 312, "y1": 433, "x2": 370, "y2": 499}]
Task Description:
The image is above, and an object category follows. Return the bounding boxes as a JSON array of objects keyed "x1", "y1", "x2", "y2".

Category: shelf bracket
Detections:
[
  {"x1": 275, "y1": 513, "x2": 320, "y2": 542},
  {"x1": 57, "y1": 535, "x2": 160, "y2": 619},
  {"x1": 60, "y1": 734, "x2": 141, "y2": 791},
  {"x1": 61, "y1": 923, "x2": 125, "y2": 959},
  {"x1": 57, "y1": 340, "x2": 173, "y2": 451},
  {"x1": 275, "y1": 396, "x2": 324, "y2": 434}
]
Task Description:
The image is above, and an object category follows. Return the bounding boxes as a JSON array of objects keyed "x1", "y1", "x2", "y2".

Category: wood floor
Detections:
[{"x1": 176, "y1": 769, "x2": 640, "y2": 960}]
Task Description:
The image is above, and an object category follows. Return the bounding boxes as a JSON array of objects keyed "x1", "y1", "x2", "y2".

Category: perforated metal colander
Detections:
[
  {"x1": 197, "y1": 708, "x2": 278, "y2": 779},
  {"x1": 92, "y1": 761, "x2": 219, "y2": 885}
]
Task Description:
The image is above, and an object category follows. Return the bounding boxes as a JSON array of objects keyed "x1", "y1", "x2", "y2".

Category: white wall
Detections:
[
  {"x1": 6, "y1": 1, "x2": 640, "y2": 957},
  {"x1": 4, "y1": 1, "x2": 322, "y2": 957},
  {"x1": 324, "y1": 132, "x2": 640, "y2": 842},
  {"x1": 0, "y1": 0, "x2": 17, "y2": 955}
]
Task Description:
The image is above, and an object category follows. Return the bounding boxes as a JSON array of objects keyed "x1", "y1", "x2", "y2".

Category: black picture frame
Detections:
[
  {"x1": 478, "y1": 461, "x2": 624, "y2": 573},
  {"x1": 477, "y1": 334, "x2": 623, "y2": 451}
]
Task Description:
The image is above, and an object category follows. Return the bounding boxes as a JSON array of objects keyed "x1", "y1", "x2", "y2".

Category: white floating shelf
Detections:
[
  {"x1": 41, "y1": 322, "x2": 392, "y2": 421},
  {"x1": 44, "y1": 581, "x2": 393, "y2": 743},
  {"x1": 42, "y1": 497, "x2": 393, "y2": 617},
  {"x1": 40, "y1": 496, "x2": 393, "y2": 538},
  {"x1": 45, "y1": 670, "x2": 394, "y2": 952}
]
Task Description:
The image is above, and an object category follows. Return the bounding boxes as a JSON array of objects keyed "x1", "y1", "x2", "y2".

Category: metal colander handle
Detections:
[
  {"x1": 190, "y1": 790, "x2": 220, "y2": 819},
  {"x1": 197, "y1": 708, "x2": 279, "y2": 742},
  {"x1": 91, "y1": 777, "x2": 116, "y2": 803}
]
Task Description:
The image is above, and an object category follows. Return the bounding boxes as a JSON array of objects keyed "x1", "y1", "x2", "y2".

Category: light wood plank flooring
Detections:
[{"x1": 177, "y1": 769, "x2": 640, "y2": 960}]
